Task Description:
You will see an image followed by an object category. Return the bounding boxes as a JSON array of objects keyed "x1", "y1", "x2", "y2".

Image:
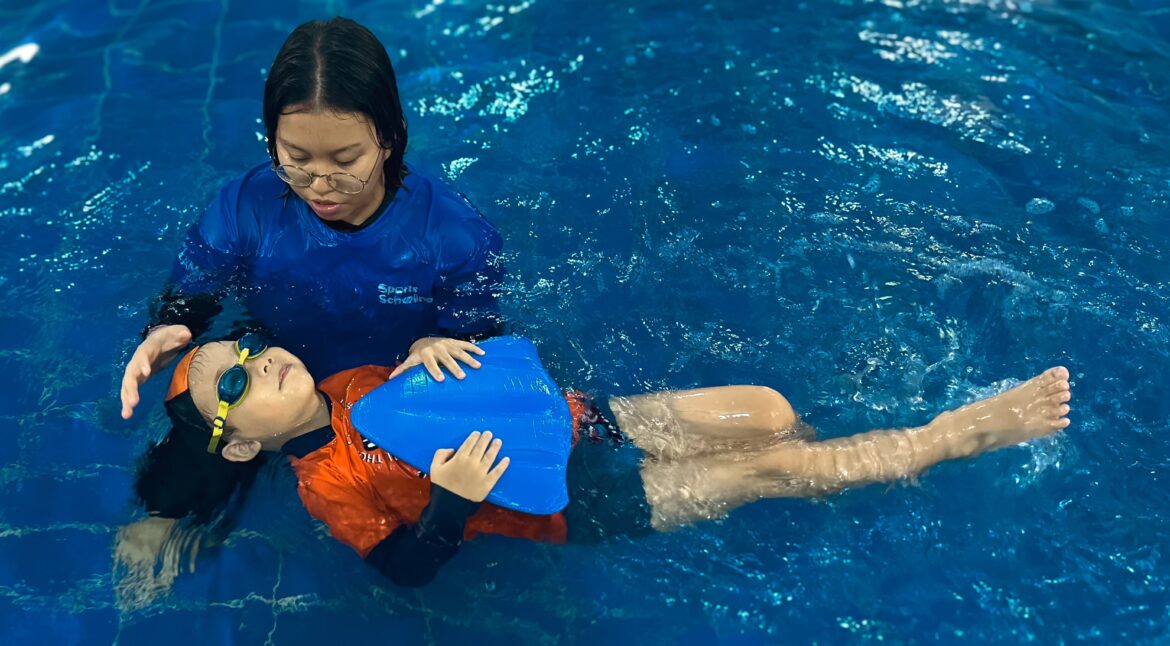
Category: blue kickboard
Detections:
[{"x1": 350, "y1": 336, "x2": 572, "y2": 514}]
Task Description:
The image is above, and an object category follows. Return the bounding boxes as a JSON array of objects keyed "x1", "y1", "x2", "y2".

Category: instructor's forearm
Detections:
[{"x1": 143, "y1": 286, "x2": 222, "y2": 339}]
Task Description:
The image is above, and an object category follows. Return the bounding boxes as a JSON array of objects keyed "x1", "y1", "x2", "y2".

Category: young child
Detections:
[{"x1": 146, "y1": 334, "x2": 1072, "y2": 587}]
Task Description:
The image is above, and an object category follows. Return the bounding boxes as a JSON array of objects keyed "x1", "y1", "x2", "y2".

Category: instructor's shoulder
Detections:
[
  {"x1": 408, "y1": 166, "x2": 489, "y2": 225},
  {"x1": 234, "y1": 161, "x2": 287, "y2": 201},
  {"x1": 205, "y1": 162, "x2": 286, "y2": 216}
]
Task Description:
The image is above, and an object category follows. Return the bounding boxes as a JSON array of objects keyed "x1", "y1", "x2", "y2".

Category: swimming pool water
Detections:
[{"x1": 1, "y1": 0, "x2": 1168, "y2": 643}]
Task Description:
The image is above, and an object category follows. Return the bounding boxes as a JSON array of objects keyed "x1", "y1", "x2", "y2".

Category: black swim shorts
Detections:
[{"x1": 563, "y1": 397, "x2": 655, "y2": 543}]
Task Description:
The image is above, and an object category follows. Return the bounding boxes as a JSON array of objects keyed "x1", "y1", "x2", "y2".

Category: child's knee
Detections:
[{"x1": 744, "y1": 386, "x2": 798, "y2": 432}]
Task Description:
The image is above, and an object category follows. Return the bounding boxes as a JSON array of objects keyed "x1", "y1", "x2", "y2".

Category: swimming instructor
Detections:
[{"x1": 120, "y1": 17, "x2": 501, "y2": 419}]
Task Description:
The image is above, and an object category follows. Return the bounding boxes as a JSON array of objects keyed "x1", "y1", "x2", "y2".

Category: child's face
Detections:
[{"x1": 190, "y1": 341, "x2": 321, "y2": 449}]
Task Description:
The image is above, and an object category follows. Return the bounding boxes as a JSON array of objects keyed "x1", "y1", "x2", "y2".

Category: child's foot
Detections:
[{"x1": 933, "y1": 366, "x2": 1072, "y2": 458}]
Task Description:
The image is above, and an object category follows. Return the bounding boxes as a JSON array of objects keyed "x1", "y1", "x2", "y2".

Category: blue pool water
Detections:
[{"x1": 1, "y1": 0, "x2": 1169, "y2": 643}]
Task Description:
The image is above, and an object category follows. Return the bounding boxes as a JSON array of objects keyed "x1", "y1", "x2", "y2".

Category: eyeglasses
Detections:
[
  {"x1": 271, "y1": 149, "x2": 384, "y2": 195},
  {"x1": 208, "y1": 333, "x2": 268, "y2": 453}
]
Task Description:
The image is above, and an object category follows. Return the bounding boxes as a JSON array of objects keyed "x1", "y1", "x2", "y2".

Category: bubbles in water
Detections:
[
  {"x1": 1026, "y1": 197, "x2": 1055, "y2": 214},
  {"x1": 1014, "y1": 433, "x2": 1066, "y2": 486},
  {"x1": 442, "y1": 156, "x2": 479, "y2": 180}
]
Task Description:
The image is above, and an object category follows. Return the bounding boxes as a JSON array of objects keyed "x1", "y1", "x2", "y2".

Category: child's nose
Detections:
[{"x1": 253, "y1": 357, "x2": 272, "y2": 376}]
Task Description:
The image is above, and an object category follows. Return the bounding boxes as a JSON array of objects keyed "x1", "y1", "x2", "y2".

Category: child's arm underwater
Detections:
[
  {"x1": 370, "y1": 432, "x2": 509, "y2": 583},
  {"x1": 300, "y1": 431, "x2": 509, "y2": 587},
  {"x1": 362, "y1": 483, "x2": 482, "y2": 587}
]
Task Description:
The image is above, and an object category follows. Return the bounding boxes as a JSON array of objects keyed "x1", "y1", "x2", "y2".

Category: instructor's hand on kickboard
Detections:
[{"x1": 391, "y1": 337, "x2": 485, "y2": 382}]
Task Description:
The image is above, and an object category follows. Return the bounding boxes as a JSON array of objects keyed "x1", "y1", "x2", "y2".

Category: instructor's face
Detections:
[{"x1": 274, "y1": 108, "x2": 389, "y2": 227}]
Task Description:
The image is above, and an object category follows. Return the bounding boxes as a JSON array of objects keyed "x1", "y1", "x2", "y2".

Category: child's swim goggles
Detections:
[{"x1": 208, "y1": 333, "x2": 268, "y2": 453}]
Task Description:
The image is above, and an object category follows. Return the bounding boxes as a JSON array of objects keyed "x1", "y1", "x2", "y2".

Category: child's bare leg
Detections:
[
  {"x1": 641, "y1": 367, "x2": 1072, "y2": 530},
  {"x1": 608, "y1": 386, "x2": 809, "y2": 461}
]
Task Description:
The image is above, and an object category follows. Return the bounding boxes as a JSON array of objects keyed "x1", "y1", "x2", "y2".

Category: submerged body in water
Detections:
[{"x1": 116, "y1": 334, "x2": 1072, "y2": 592}]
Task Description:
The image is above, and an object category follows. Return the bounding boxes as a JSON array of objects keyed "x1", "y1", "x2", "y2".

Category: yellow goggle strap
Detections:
[
  {"x1": 208, "y1": 405, "x2": 229, "y2": 453},
  {"x1": 206, "y1": 348, "x2": 252, "y2": 454}
]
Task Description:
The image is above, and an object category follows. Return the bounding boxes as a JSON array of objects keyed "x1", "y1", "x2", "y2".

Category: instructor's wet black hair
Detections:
[{"x1": 263, "y1": 17, "x2": 409, "y2": 194}]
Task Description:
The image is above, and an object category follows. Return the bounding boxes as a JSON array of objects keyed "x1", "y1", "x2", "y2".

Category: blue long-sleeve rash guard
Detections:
[{"x1": 149, "y1": 162, "x2": 505, "y2": 377}]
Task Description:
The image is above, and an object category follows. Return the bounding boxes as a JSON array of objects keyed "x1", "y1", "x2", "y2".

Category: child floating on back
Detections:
[{"x1": 133, "y1": 333, "x2": 1072, "y2": 587}]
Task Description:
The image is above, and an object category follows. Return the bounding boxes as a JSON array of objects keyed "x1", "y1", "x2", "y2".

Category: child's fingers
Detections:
[
  {"x1": 456, "y1": 432, "x2": 481, "y2": 456},
  {"x1": 482, "y1": 438, "x2": 503, "y2": 466},
  {"x1": 487, "y1": 456, "x2": 510, "y2": 482},
  {"x1": 471, "y1": 431, "x2": 494, "y2": 458},
  {"x1": 430, "y1": 448, "x2": 456, "y2": 470}
]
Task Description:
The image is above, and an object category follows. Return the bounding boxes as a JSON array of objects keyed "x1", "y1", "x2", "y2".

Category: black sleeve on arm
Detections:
[
  {"x1": 364, "y1": 483, "x2": 481, "y2": 587},
  {"x1": 141, "y1": 284, "x2": 224, "y2": 340},
  {"x1": 446, "y1": 318, "x2": 508, "y2": 344}
]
